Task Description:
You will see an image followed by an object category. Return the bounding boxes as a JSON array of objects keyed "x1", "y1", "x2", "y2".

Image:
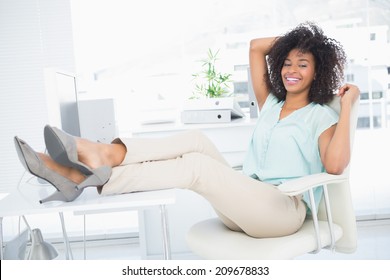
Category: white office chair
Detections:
[{"x1": 186, "y1": 95, "x2": 360, "y2": 259}]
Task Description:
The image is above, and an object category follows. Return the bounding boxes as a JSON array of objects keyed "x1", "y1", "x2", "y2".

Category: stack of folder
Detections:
[{"x1": 181, "y1": 97, "x2": 245, "y2": 124}]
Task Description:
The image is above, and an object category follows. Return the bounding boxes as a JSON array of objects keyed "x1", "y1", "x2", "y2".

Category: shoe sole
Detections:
[{"x1": 44, "y1": 125, "x2": 93, "y2": 175}]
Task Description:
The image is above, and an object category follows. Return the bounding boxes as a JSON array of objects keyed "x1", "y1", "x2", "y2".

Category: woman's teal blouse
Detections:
[{"x1": 243, "y1": 94, "x2": 339, "y2": 211}]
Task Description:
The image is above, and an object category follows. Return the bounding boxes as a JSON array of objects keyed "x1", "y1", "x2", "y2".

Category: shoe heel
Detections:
[
  {"x1": 75, "y1": 166, "x2": 112, "y2": 191},
  {"x1": 93, "y1": 165, "x2": 112, "y2": 183},
  {"x1": 39, "y1": 191, "x2": 67, "y2": 204}
]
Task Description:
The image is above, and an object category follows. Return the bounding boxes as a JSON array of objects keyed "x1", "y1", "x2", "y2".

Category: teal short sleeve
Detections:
[{"x1": 243, "y1": 94, "x2": 340, "y2": 213}]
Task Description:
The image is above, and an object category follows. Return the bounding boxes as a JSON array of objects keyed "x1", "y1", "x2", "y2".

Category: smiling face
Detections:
[{"x1": 281, "y1": 49, "x2": 316, "y2": 98}]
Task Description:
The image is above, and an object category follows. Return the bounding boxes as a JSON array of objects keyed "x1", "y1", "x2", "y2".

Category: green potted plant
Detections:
[
  {"x1": 191, "y1": 49, "x2": 232, "y2": 99},
  {"x1": 181, "y1": 49, "x2": 244, "y2": 124}
]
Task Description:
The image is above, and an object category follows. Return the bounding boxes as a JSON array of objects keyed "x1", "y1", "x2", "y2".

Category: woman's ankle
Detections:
[
  {"x1": 108, "y1": 143, "x2": 126, "y2": 166},
  {"x1": 76, "y1": 138, "x2": 124, "y2": 168},
  {"x1": 76, "y1": 138, "x2": 106, "y2": 169}
]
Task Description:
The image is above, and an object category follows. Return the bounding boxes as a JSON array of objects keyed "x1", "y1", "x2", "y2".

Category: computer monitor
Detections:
[{"x1": 44, "y1": 68, "x2": 81, "y2": 137}]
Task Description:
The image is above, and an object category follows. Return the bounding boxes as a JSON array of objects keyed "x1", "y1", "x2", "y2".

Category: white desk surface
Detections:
[{"x1": 0, "y1": 179, "x2": 176, "y2": 218}]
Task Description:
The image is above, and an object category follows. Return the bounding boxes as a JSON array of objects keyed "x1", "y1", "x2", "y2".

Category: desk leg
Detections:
[
  {"x1": 160, "y1": 205, "x2": 171, "y2": 260},
  {"x1": 83, "y1": 214, "x2": 86, "y2": 260},
  {"x1": 59, "y1": 212, "x2": 73, "y2": 260},
  {"x1": 0, "y1": 217, "x2": 3, "y2": 260}
]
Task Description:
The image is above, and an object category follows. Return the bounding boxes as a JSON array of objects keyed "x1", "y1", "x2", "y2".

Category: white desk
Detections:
[{"x1": 0, "y1": 182, "x2": 175, "y2": 260}]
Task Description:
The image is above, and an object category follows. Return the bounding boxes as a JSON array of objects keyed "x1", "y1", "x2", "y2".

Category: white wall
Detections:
[
  {"x1": 0, "y1": 0, "x2": 76, "y2": 239},
  {"x1": 0, "y1": 0, "x2": 76, "y2": 194}
]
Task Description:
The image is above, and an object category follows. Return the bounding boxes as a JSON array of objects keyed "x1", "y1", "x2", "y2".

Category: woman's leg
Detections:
[
  {"x1": 116, "y1": 129, "x2": 229, "y2": 166},
  {"x1": 102, "y1": 152, "x2": 306, "y2": 238},
  {"x1": 74, "y1": 129, "x2": 228, "y2": 169},
  {"x1": 73, "y1": 129, "x2": 242, "y2": 229},
  {"x1": 37, "y1": 138, "x2": 305, "y2": 237},
  {"x1": 60, "y1": 129, "x2": 305, "y2": 237}
]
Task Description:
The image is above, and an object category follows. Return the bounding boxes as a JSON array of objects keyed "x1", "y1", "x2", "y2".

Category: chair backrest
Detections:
[{"x1": 317, "y1": 94, "x2": 360, "y2": 253}]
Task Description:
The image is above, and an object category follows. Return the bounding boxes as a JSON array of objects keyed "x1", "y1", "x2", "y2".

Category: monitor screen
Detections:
[{"x1": 44, "y1": 69, "x2": 81, "y2": 137}]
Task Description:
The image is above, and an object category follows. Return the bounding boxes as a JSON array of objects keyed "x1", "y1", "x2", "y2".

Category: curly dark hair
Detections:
[{"x1": 266, "y1": 22, "x2": 346, "y2": 104}]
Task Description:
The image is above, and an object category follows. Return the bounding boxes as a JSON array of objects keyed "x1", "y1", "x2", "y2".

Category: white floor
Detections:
[
  {"x1": 53, "y1": 219, "x2": 390, "y2": 260},
  {"x1": 297, "y1": 219, "x2": 390, "y2": 260}
]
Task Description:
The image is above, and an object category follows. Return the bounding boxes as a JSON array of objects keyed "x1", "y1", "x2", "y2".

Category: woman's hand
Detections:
[{"x1": 337, "y1": 83, "x2": 360, "y2": 107}]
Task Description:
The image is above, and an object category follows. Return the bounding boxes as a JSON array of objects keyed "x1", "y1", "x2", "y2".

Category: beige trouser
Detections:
[{"x1": 101, "y1": 130, "x2": 306, "y2": 238}]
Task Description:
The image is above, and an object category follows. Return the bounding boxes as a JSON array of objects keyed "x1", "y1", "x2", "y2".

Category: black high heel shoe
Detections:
[{"x1": 14, "y1": 136, "x2": 110, "y2": 203}]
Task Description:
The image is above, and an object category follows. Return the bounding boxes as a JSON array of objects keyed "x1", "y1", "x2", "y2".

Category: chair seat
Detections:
[{"x1": 186, "y1": 218, "x2": 343, "y2": 259}]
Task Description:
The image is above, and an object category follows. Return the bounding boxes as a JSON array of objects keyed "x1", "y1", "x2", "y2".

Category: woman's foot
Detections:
[
  {"x1": 15, "y1": 136, "x2": 113, "y2": 202},
  {"x1": 39, "y1": 150, "x2": 112, "y2": 193},
  {"x1": 76, "y1": 137, "x2": 126, "y2": 169},
  {"x1": 44, "y1": 125, "x2": 125, "y2": 172},
  {"x1": 14, "y1": 136, "x2": 84, "y2": 203},
  {"x1": 38, "y1": 152, "x2": 85, "y2": 184}
]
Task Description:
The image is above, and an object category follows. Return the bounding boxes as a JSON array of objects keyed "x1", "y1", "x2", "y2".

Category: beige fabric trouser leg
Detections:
[{"x1": 101, "y1": 130, "x2": 306, "y2": 238}]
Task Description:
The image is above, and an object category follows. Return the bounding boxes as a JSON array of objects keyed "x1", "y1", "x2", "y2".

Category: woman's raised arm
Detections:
[
  {"x1": 319, "y1": 84, "x2": 360, "y2": 174},
  {"x1": 249, "y1": 37, "x2": 277, "y2": 109}
]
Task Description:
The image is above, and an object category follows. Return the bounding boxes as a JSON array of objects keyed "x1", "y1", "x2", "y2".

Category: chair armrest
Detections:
[{"x1": 277, "y1": 173, "x2": 348, "y2": 196}]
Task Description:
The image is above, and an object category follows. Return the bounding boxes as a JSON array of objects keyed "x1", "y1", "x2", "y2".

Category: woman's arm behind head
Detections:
[{"x1": 249, "y1": 37, "x2": 278, "y2": 109}]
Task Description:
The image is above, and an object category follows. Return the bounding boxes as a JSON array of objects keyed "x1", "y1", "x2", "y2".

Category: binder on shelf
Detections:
[
  {"x1": 181, "y1": 109, "x2": 234, "y2": 124},
  {"x1": 181, "y1": 97, "x2": 245, "y2": 124},
  {"x1": 247, "y1": 67, "x2": 259, "y2": 118}
]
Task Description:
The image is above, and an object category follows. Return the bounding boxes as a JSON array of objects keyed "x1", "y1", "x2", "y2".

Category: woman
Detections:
[{"x1": 14, "y1": 22, "x2": 359, "y2": 238}]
